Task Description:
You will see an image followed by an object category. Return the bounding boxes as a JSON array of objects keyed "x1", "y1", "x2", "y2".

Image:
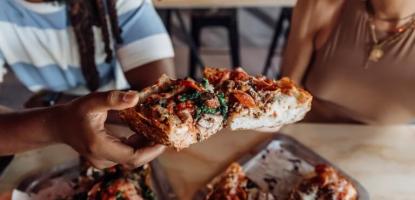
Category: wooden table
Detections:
[
  {"x1": 2, "y1": 123, "x2": 415, "y2": 200},
  {"x1": 153, "y1": 0, "x2": 296, "y2": 9}
]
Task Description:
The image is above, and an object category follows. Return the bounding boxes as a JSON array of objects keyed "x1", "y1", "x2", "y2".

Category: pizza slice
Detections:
[
  {"x1": 120, "y1": 75, "x2": 227, "y2": 150},
  {"x1": 203, "y1": 67, "x2": 312, "y2": 130},
  {"x1": 205, "y1": 163, "x2": 275, "y2": 200},
  {"x1": 206, "y1": 163, "x2": 248, "y2": 200},
  {"x1": 120, "y1": 67, "x2": 312, "y2": 150},
  {"x1": 86, "y1": 165, "x2": 156, "y2": 200},
  {"x1": 289, "y1": 164, "x2": 358, "y2": 200},
  {"x1": 88, "y1": 177, "x2": 144, "y2": 200}
]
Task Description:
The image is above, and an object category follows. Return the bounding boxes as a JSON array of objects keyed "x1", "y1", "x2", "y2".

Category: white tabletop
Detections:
[{"x1": 153, "y1": 0, "x2": 296, "y2": 9}]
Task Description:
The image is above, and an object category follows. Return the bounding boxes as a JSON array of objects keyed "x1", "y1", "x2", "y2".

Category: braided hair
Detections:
[{"x1": 49, "y1": 0, "x2": 123, "y2": 91}]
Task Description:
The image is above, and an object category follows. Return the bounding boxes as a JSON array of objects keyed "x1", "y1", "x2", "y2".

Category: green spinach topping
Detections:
[
  {"x1": 217, "y1": 92, "x2": 228, "y2": 118},
  {"x1": 178, "y1": 92, "x2": 201, "y2": 102},
  {"x1": 177, "y1": 82, "x2": 229, "y2": 120},
  {"x1": 201, "y1": 78, "x2": 210, "y2": 89},
  {"x1": 194, "y1": 92, "x2": 228, "y2": 120}
]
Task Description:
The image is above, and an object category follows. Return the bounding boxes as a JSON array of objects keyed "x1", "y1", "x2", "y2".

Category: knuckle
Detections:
[
  {"x1": 77, "y1": 105, "x2": 89, "y2": 116},
  {"x1": 107, "y1": 91, "x2": 120, "y2": 106},
  {"x1": 73, "y1": 99, "x2": 91, "y2": 115}
]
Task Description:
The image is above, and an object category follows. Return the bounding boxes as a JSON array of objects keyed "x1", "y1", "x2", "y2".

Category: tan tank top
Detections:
[{"x1": 304, "y1": 0, "x2": 415, "y2": 124}]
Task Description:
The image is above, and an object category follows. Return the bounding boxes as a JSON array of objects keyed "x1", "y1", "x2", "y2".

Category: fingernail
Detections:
[{"x1": 122, "y1": 91, "x2": 137, "y2": 102}]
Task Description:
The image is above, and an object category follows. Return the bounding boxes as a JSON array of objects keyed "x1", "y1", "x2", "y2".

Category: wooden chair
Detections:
[{"x1": 262, "y1": 7, "x2": 293, "y2": 78}]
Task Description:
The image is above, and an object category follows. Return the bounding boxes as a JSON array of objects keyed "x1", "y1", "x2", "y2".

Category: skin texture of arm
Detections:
[
  {"x1": 281, "y1": 0, "x2": 345, "y2": 85},
  {"x1": 124, "y1": 58, "x2": 176, "y2": 90},
  {"x1": 0, "y1": 106, "x2": 57, "y2": 154},
  {"x1": 0, "y1": 91, "x2": 165, "y2": 169}
]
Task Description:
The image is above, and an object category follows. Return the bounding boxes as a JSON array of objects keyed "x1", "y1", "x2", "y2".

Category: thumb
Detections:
[{"x1": 80, "y1": 91, "x2": 139, "y2": 112}]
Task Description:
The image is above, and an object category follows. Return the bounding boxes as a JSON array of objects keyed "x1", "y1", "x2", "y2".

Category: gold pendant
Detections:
[{"x1": 368, "y1": 46, "x2": 384, "y2": 62}]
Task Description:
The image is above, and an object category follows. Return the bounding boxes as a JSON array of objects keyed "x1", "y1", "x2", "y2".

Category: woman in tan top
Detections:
[{"x1": 282, "y1": 0, "x2": 415, "y2": 124}]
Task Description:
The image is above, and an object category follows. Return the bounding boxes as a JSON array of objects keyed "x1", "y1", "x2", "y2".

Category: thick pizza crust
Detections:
[
  {"x1": 120, "y1": 107, "x2": 172, "y2": 146},
  {"x1": 228, "y1": 89, "x2": 312, "y2": 130},
  {"x1": 120, "y1": 75, "x2": 173, "y2": 146}
]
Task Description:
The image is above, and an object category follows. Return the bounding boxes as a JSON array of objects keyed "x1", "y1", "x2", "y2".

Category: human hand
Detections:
[{"x1": 51, "y1": 91, "x2": 165, "y2": 169}]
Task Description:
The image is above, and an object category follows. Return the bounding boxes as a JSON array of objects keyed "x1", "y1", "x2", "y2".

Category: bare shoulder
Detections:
[
  {"x1": 296, "y1": 0, "x2": 345, "y2": 14},
  {"x1": 293, "y1": 0, "x2": 346, "y2": 35},
  {"x1": 281, "y1": 0, "x2": 347, "y2": 82}
]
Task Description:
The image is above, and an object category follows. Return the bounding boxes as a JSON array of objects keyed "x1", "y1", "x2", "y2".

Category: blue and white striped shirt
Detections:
[{"x1": 0, "y1": 0, "x2": 174, "y2": 94}]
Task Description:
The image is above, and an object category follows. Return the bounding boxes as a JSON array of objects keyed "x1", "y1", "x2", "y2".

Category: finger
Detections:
[
  {"x1": 88, "y1": 157, "x2": 118, "y2": 170},
  {"x1": 93, "y1": 134, "x2": 137, "y2": 162},
  {"x1": 124, "y1": 134, "x2": 154, "y2": 149},
  {"x1": 79, "y1": 90, "x2": 139, "y2": 113},
  {"x1": 124, "y1": 144, "x2": 166, "y2": 169},
  {"x1": 93, "y1": 134, "x2": 165, "y2": 167},
  {"x1": 105, "y1": 124, "x2": 136, "y2": 139}
]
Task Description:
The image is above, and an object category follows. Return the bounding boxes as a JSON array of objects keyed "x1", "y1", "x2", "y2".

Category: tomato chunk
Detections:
[
  {"x1": 230, "y1": 70, "x2": 249, "y2": 81},
  {"x1": 179, "y1": 80, "x2": 204, "y2": 91},
  {"x1": 253, "y1": 79, "x2": 278, "y2": 91},
  {"x1": 203, "y1": 68, "x2": 231, "y2": 85},
  {"x1": 232, "y1": 91, "x2": 256, "y2": 108}
]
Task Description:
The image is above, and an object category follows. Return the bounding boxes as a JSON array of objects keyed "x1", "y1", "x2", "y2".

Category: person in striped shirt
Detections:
[{"x1": 0, "y1": 0, "x2": 174, "y2": 169}]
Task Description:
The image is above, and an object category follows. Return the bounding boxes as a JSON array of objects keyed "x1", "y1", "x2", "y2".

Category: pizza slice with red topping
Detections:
[
  {"x1": 290, "y1": 164, "x2": 358, "y2": 200},
  {"x1": 86, "y1": 165, "x2": 155, "y2": 200},
  {"x1": 203, "y1": 67, "x2": 312, "y2": 130},
  {"x1": 120, "y1": 68, "x2": 312, "y2": 150},
  {"x1": 206, "y1": 163, "x2": 275, "y2": 200}
]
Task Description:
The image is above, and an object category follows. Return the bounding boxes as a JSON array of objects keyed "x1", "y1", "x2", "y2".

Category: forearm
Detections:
[
  {"x1": 0, "y1": 91, "x2": 164, "y2": 169},
  {"x1": 280, "y1": 0, "x2": 315, "y2": 85},
  {"x1": 125, "y1": 58, "x2": 175, "y2": 90},
  {"x1": 281, "y1": 41, "x2": 314, "y2": 85},
  {"x1": 0, "y1": 106, "x2": 60, "y2": 155},
  {"x1": 281, "y1": 0, "x2": 345, "y2": 85}
]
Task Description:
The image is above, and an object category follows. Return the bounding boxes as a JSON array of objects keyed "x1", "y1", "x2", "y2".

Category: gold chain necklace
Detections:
[{"x1": 368, "y1": 16, "x2": 415, "y2": 63}]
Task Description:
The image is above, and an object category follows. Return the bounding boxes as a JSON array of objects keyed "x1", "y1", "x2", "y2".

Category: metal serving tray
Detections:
[
  {"x1": 194, "y1": 133, "x2": 370, "y2": 200},
  {"x1": 14, "y1": 159, "x2": 178, "y2": 200}
]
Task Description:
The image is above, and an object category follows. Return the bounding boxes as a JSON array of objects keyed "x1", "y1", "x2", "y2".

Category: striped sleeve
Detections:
[
  {"x1": 0, "y1": 51, "x2": 6, "y2": 83},
  {"x1": 116, "y1": 0, "x2": 174, "y2": 72}
]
